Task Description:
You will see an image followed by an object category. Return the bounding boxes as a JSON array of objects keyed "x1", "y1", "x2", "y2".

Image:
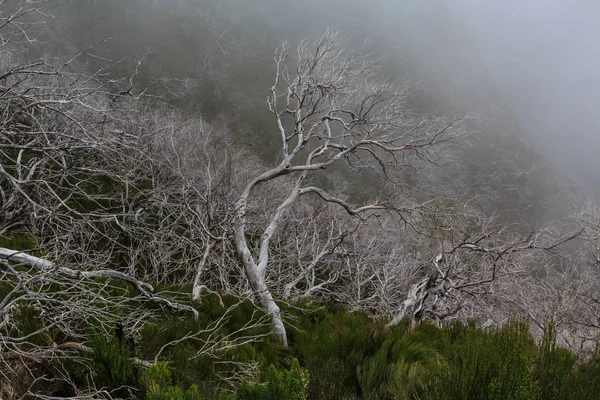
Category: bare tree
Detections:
[
  {"x1": 388, "y1": 208, "x2": 583, "y2": 329},
  {"x1": 261, "y1": 201, "x2": 356, "y2": 300},
  {"x1": 560, "y1": 202, "x2": 600, "y2": 344},
  {"x1": 232, "y1": 29, "x2": 462, "y2": 345},
  {"x1": 0, "y1": 2, "x2": 267, "y2": 396},
  {"x1": 332, "y1": 217, "x2": 426, "y2": 316}
]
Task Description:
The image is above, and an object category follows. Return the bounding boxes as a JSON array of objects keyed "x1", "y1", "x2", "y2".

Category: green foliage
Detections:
[
  {"x1": 530, "y1": 322, "x2": 600, "y2": 400},
  {"x1": 572, "y1": 339, "x2": 600, "y2": 398},
  {"x1": 137, "y1": 294, "x2": 276, "y2": 389},
  {"x1": 142, "y1": 362, "x2": 203, "y2": 400},
  {"x1": 232, "y1": 359, "x2": 309, "y2": 400},
  {"x1": 87, "y1": 333, "x2": 137, "y2": 390},
  {"x1": 357, "y1": 339, "x2": 403, "y2": 400},
  {"x1": 357, "y1": 335, "x2": 444, "y2": 400},
  {"x1": 5, "y1": 289, "x2": 600, "y2": 399},
  {"x1": 9, "y1": 305, "x2": 51, "y2": 346},
  {"x1": 418, "y1": 318, "x2": 539, "y2": 400},
  {"x1": 286, "y1": 303, "x2": 385, "y2": 398},
  {"x1": 534, "y1": 322, "x2": 573, "y2": 399},
  {"x1": 282, "y1": 309, "x2": 599, "y2": 400},
  {"x1": 0, "y1": 233, "x2": 37, "y2": 251}
]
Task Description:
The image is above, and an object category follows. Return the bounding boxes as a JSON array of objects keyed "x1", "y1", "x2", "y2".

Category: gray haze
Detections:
[
  {"x1": 444, "y1": 0, "x2": 600, "y2": 190},
  {"x1": 379, "y1": 0, "x2": 600, "y2": 192},
  {"x1": 246, "y1": 0, "x2": 600, "y2": 193},
  {"x1": 52, "y1": 0, "x2": 600, "y2": 194}
]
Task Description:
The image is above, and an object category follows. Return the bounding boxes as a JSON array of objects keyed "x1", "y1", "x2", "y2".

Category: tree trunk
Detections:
[
  {"x1": 254, "y1": 278, "x2": 288, "y2": 347},
  {"x1": 233, "y1": 169, "x2": 293, "y2": 346},
  {"x1": 237, "y1": 242, "x2": 288, "y2": 345},
  {"x1": 192, "y1": 239, "x2": 215, "y2": 300}
]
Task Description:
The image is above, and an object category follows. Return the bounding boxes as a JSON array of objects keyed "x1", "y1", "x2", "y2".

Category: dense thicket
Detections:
[{"x1": 7, "y1": 296, "x2": 599, "y2": 399}]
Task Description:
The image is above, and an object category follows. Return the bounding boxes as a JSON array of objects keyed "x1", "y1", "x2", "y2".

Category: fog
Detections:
[
  {"x1": 440, "y1": 0, "x2": 600, "y2": 192},
  {"x1": 241, "y1": 0, "x2": 600, "y2": 193},
  {"x1": 50, "y1": 0, "x2": 600, "y2": 196},
  {"x1": 376, "y1": 0, "x2": 600, "y2": 193}
]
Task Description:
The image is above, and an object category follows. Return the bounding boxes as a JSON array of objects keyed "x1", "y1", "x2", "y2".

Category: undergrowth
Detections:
[{"x1": 4, "y1": 295, "x2": 600, "y2": 399}]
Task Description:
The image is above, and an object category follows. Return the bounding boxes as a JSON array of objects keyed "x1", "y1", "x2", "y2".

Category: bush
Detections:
[
  {"x1": 286, "y1": 303, "x2": 392, "y2": 398},
  {"x1": 8, "y1": 292, "x2": 599, "y2": 399},
  {"x1": 357, "y1": 335, "x2": 444, "y2": 400},
  {"x1": 418, "y1": 318, "x2": 539, "y2": 400},
  {"x1": 227, "y1": 358, "x2": 309, "y2": 400},
  {"x1": 142, "y1": 362, "x2": 203, "y2": 400},
  {"x1": 88, "y1": 332, "x2": 138, "y2": 391}
]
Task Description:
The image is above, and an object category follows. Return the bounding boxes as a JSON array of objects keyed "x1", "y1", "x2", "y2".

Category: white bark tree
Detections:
[
  {"x1": 388, "y1": 209, "x2": 583, "y2": 328},
  {"x1": 561, "y1": 202, "x2": 600, "y2": 345},
  {"x1": 233, "y1": 29, "x2": 462, "y2": 345},
  {"x1": 0, "y1": 2, "x2": 265, "y2": 396}
]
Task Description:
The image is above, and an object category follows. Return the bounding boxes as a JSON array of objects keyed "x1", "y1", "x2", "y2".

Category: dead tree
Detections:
[
  {"x1": 233, "y1": 29, "x2": 462, "y2": 345},
  {"x1": 0, "y1": 2, "x2": 261, "y2": 396},
  {"x1": 388, "y1": 209, "x2": 583, "y2": 328}
]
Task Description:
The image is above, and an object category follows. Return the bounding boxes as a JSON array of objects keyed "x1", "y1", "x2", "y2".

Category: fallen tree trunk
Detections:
[{"x1": 0, "y1": 247, "x2": 199, "y2": 319}]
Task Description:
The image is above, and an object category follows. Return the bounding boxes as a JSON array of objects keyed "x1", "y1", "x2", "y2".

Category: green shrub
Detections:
[
  {"x1": 6, "y1": 288, "x2": 599, "y2": 399},
  {"x1": 0, "y1": 233, "x2": 37, "y2": 251},
  {"x1": 137, "y1": 295, "x2": 276, "y2": 389},
  {"x1": 358, "y1": 335, "x2": 445, "y2": 400},
  {"x1": 418, "y1": 318, "x2": 539, "y2": 400},
  {"x1": 231, "y1": 358, "x2": 309, "y2": 400},
  {"x1": 534, "y1": 322, "x2": 578, "y2": 400},
  {"x1": 572, "y1": 339, "x2": 600, "y2": 399},
  {"x1": 286, "y1": 303, "x2": 392, "y2": 398},
  {"x1": 142, "y1": 362, "x2": 203, "y2": 400},
  {"x1": 88, "y1": 332, "x2": 138, "y2": 390},
  {"x1": 10, "y1": 304, "x2": 51, "y2": 346}
]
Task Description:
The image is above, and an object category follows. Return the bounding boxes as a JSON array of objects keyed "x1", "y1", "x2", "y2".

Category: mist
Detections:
[
  {"x1": 40, "y1": 0, "x2": 600, "y2": 219},
  {"x1": 434, "y1": 0, "x2": 600, "y2": 193},
  {"x1": 236, "y1": 0, "x2": 600, "y2": 194},
  {"x1": 261, "y1": 0, "x2": 600, "y2": 193},
  {"x1": 316, "y1": 0, "x2": 600, "y2": 195},
  {"x1": 291, "y1": 0, "x2": 596, "y2": 194}
]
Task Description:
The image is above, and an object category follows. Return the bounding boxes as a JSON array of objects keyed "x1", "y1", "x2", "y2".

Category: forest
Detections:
[{"x1": 0, "y1": 0, "x2": 599, "y2": 398}]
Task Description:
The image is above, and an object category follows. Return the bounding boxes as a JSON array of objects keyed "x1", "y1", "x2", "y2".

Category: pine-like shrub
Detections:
[{"x1": 233, "y1": 358, "x2": 309, "y2": 400}]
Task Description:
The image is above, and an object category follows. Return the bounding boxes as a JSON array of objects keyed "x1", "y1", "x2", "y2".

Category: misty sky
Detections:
[
  {"x1": 343, "y1": 0, "x2": 596, "y2": 193},
  {"x1": 52, "y1": 0, "x2": 600, "y2": 192},
  {"x1": 432, "y1": 0, "x2": 600, "y2": 189}
]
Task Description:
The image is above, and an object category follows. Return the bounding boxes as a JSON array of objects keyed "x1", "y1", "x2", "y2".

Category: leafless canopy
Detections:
[{"x1": 232, "y1": 28, "x2": 465, "y2": 345}]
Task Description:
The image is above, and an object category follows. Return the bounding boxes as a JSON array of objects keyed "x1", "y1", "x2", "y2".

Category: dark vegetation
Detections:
[{"x1": 7, "y1": 294, "x2": 600, "y2": 399}]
